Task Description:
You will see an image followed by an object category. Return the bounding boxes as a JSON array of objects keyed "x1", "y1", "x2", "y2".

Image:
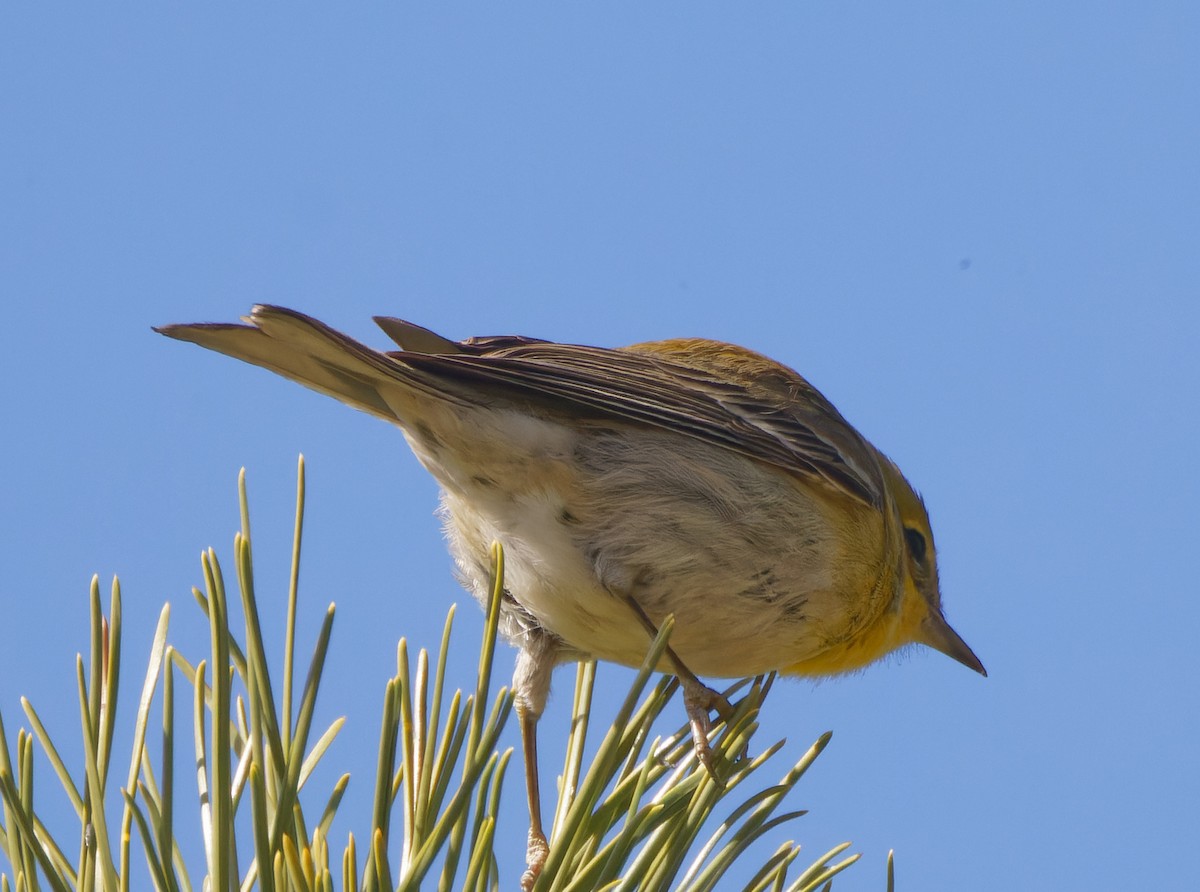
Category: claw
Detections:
[
  {"x1": 520, "y1": 827, "x2": 549, "y2": 891},
  {"x1": 681, "y1": 676, "x2": 750, "y2": 774},
  {"x1": 681, "y1": 675, "x2": 720, "y2": 778}
]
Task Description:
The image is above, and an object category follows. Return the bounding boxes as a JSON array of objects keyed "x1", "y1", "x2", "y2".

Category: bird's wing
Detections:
[
  {"x1": 159, "y1": 306, "x2": 883, "y2": 507},
  {"x1": 395, "y1": 337, "x2": 884, "y2": 507}
]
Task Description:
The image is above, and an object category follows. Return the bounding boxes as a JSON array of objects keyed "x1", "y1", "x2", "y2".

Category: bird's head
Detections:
[{"x1": 880, "y1": 457, "x2": 986, "y2": 677}]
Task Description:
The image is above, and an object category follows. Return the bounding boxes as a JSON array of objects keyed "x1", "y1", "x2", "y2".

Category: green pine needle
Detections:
[{"x1": 0, "y1": 459, "x2": 871, "y2": 891}]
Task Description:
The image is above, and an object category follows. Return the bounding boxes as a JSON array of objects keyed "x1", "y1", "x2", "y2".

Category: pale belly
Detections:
[{"x1": 394, "y1": 403, "x2": 886, "y2": 678}]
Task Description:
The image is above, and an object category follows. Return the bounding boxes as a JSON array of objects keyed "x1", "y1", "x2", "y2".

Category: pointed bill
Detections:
[{"x1": 920, "y1": 613, "x2": 987, "y2": 677}]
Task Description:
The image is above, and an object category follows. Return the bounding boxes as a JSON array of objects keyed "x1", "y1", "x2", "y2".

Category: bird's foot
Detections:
[
  {"x1": 520, "y1": 827, "x2": 549, "y2": 891},
  {"x1": 680, "y1": 676, "x2": 738, "y2": 780}
]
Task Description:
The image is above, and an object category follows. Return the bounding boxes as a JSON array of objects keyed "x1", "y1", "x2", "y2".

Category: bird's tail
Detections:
[{"x1": 155, "y1": 304, "x2": 456, "y2": 423}]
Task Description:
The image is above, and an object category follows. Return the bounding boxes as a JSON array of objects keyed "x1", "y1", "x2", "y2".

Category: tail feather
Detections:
[
  {"x1": 155, "y1": 306, "x2": 409, "y2": 422},
  {"x1": 373, "y1": 316, "x2": 465, "y2": 355}
]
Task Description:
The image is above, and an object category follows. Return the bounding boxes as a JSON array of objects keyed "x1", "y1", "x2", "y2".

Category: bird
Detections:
[{"x1": 157, "y1": 305, "x2": 985, "y2": 888}]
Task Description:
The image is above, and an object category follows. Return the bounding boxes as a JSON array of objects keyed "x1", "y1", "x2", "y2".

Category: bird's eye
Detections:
[{"x1": 904, "y1": 527, "x2": 927, "y2": 564}]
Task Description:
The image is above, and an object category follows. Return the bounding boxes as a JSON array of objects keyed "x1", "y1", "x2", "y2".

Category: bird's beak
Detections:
[{"x1": 920, "y1": 612, "x2": 987, "y2": 677}]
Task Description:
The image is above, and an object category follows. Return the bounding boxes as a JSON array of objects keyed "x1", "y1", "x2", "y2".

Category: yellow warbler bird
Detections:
[{"x1": 157, "y1": 306, "x2": 985, "y2": 886}]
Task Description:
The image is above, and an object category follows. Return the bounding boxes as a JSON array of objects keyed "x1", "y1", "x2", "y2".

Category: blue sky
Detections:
[{"x1": 2, "y1": 4, "x2": 1197, "y2": 889}]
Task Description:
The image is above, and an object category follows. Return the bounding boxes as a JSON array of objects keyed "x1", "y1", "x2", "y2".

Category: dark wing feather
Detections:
[
  {"x1": 397, "y1": 342, "x2": 883, "y2": 507},
  {"x1": 160, "y1": 306, "x2": 883, "y2": 507}
]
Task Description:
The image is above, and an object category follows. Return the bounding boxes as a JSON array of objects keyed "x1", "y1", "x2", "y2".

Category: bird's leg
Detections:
[
  {"x1": 512, "y1": 636, "x2": 558, "y2": 891},
  {"x1": 518, "y1": 706, "x2": 548, "y2": 892},
  {"x1": 620, "y1": 593, "x2": 734, "y2": 775}
]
